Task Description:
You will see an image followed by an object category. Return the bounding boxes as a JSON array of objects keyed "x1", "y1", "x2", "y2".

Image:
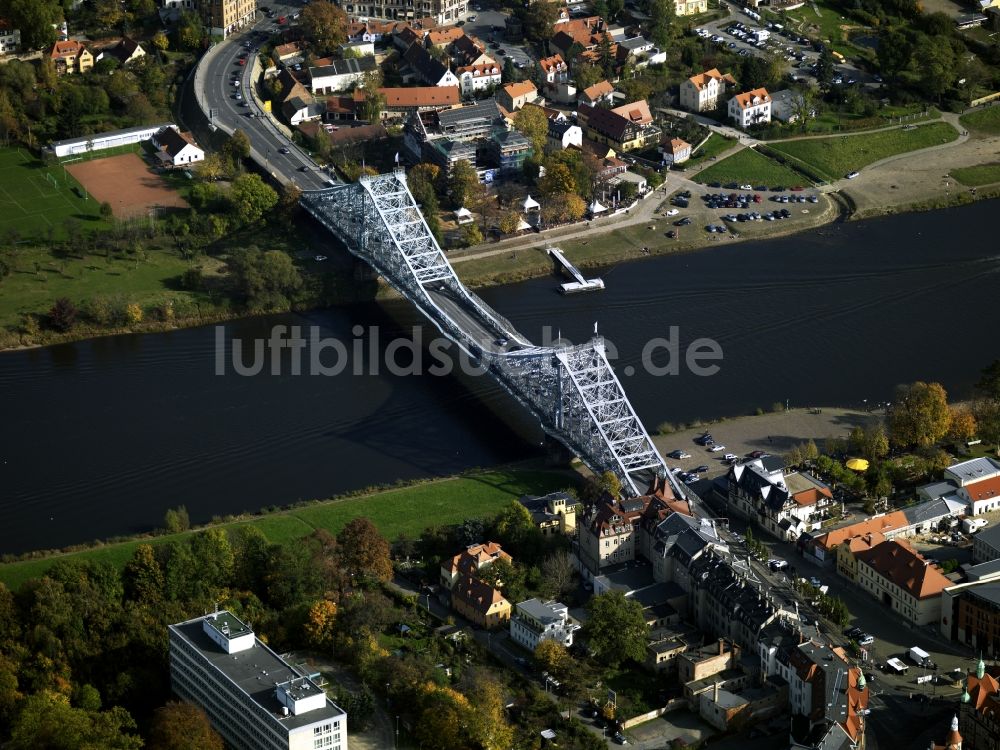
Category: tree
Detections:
[
  {"x1": 227, "y1": 246, "x2": 301, "y2": 309},
  {"x1": 447, "y1": 160, "x2": 480, "y2": 209},
  {"x1": 972, "y1": 398, "x2": 1000, "y2": 453},
  {"x1": 461, "y1": 223, "x2": 483, "y2": 246},
  {"x1": 977, "y1": 360, "x2": 1000, "y2": 401},
  {"x1": 3, "y1": 0, "x2": 59, "y2": 50},
  {"x1": 337, "y1": 517, "x2": 392, "y2": 584},
  {"x1": 151, "y1": 31, "x2": 169, "y2": 51},
  {"x1": 303, "y1": 599, "x2": 338, "y2": 651},
  {"x1": 514, "y1": 105, "x2": 548, "y2": 156},
  {"x1": 300, "y1": 0, "x2": 348, "y2": 56},
  {"x1": 534, "y1": 639, "x2": 572, "y2": 678},
  {"x1": 163, "y1": 505, "x2": 190, "y2": 533},
  {"x1": 915, "y1": 35, "x2": 955, "y2": 102},
  {"x1": 598, "y1": 470, "x2": 621, "y2": 499},
  {"x1": 585, "y1": 591, "x2": 647, "y2": 666},
  {"x1": 122, "y1": 544, "x2": 164, "y2": 605},
  {"x1": 493, "y1": 501, "x2": 536, "y2": 551},
  {"x1": 94, "y1": 0, "x2": 125, "y2": 27},
  {"x1": 522, "y1": 1, "x2": 559, "y2": 42},
  {"x1": 224, "y1": 129, "x2": 252, "y2": 162},
  {"x1": 538, "y1": 162, "x2": 577, "y2": 199},
  {"x1": 148, "y1": 702, "x2": 223, "y2": 750},
  {"x1": 889, "y1": 381, "x2": 951, "y2": 448},
  {"x1": 498, "y1": 211, "x2": 521, "y2": 234},
  {"x1": 646, "y1": 0, "x2": 676, "y2": 49},
  {"x1": 541, "y1": 550, "x2": 577, "y2": 600},
  {"x1": 948, "y1": 407, "x2": 978, "y2": 443},
  {"x1": 877, "y1": 28, "x2": 913, "y2": 84},
  {"x1": 860, "y1": 423, "x2": 889, "y2": 461},
  {"x1": 47, "y1": 297, "x2": 78, "y2": 332},
  {"x1": 814, "y1": 48, "x2": 835, "y2": 90},
  {"x1": 476, "y1": 557, "x2": 526, "y2": 603},
  {"x1": 466, "y1": 675, "x2": 515, "y2": 750},
  {"x1": 229, "y1": 173, "x2": 279, "y2": 225},
  {"x1": 189, "y1": 528, "x2": 235, "y2": 591},
  {"x1": 8, "y1": 690, "x2": 143, "y2": 750}
]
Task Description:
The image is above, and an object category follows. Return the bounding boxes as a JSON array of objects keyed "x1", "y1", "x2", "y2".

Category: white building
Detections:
[
  {"x1": 153, "y1": 126, "x2": 205, "y2": 166},
  {"x1": 510, "y1": 598, "x2": 579, "y2": 651},
  {"x1": 946, "y1": 457, "x2": 1000, "y2": 515},
  {"x1": 49, "y1": 122, "x2": 173, "y2": 158},
  {"x1": 169, "y1": 611, "x2": 348, "y2": 750},
  {"x1": 679, "y1": 68, "x2": 735, "y2": 113},
  {"x1": 456, "y1": 62, "x2": 501, "y2": 96},
  {"x1": 310, "y1": 57, "x2": 378, "y2": 94},
  {"x1": 0, "y1": 19, "x2": 20, "y2": 56},
  {"x1": 728, "y1": 88, "x2": 771, "y2": 129}
]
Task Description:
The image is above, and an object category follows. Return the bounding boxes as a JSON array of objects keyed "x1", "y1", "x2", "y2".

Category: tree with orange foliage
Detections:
[
  {"x1": 337, "y1": 517, "x2": 392, "y2": 585},
  {"x1": 303, "y1": 599, "x2": 338, "y2": 651}
]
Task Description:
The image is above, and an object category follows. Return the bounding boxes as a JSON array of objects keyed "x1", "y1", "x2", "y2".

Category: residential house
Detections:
[
  {"x1": 402, "y1": 42, "x2": 460, "y2": 88},
  {"x1": 378, "y1": 86, "x2": 460, "y2": 119},
  {"x1": 770, "y1": 88, "x2": 809, "y2": 123},
  {"x1": 946, "y1": 457, "x2": 1000, "y2": 515},
  {"x1": 725, "y1": 459, "x2": 834, "y2": 541},
  {"x1": 959, "y1": 658, "x2": 1000, "y2": 749},
  {"x1": 549, "y1": 16, "x2": 611, "y2": 62},
  {"x1": 675, "y1": 0, "x2": 708, "y2": 15},
  {"x1": 680, "y1": 68, "x2": 736, "y2": 113},
  {"x1": 95, "y1": 37, "x2": 145, "y2": 67},
  {"x1": 498, "y1": 81, "x2": 538, "y2": 112},
  {"x1": 50, "y1": 40, "x2": 93, "y2": 75},
  {"x1": 517, "y1": 491, "x2": 577, "y2": 536},
  {"x1": 325, "y1": 90, "x2": 365, "y2": 122},
  {"x1": 678, "y1": 639, "x2": 741, "y2": 684},
  {"x1": 539, "y1": 54, "x2": 568, "y2": 85},
  {"x1": 835, "y1": 531, "x2": 885, "y2": 582},
  {"x1": 491, "y1": 129, "x2": 533, "y2": 174},
  {"x1": 728, "y1": 88, "x2": 772, "y2": 128},
  {"x1": 0, "y1": 19, "x2": 20, "y2": 56},
  {"x1": 661, "y1": 137, "x2": 692, "y2": 165},
  {"x1": 426, "y1": 26, "x2": 465, "y2": 49},
  {"x1": 578, "y1": 79, "x2": 615, "y2": 107},
  {"x1": 578, "y1": 100, "x2": 660, "y2": 153},
  {"x1": 509, "y1": 598, "x2": 579, "y2": 651},
  {"x1": 451, "y1": 576, "x2": 511, "y2": 629},
  {"x1": 284, "y1": 96, "x2": 324, "y2": 125},
  {"x1": 450, "y1": 33, "x2": 491, "y2": 66},
  {"x1": 152, "y1": 126, "x2": 204, "y2": 166},
  {"x1": 347, "y1": 19, "x2": 395, "y2": 43},
  {"x1": 273, "y1": 41, "x2": 306, "y2": 64},
  {"x1": 647, "y1": 636, "x2": 689, "y2": 672},
  {"x1": 440, "y1": 541, "x2": 511, "y2": 589},
  {"x1": 456, "y1": 61, "x2": 501, "y2": 96},
  {"x1": 855, "y1": 539, "x2": 950, "y2": 626},
  {"x1": 310, "y1": 57, "x2": 378, "y2": 94},
  {"x1": 546, "y1": 119, "x2": 583, "y2": 152},
  {"x1": 200, "y1": 0, "x2": 256, "y2": 39},
  {"x1": 787, "y1": 640, "x2": 868, "y2": 750}
]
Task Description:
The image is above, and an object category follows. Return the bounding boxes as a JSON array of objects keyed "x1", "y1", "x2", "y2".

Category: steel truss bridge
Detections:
[{"x1": 301, "y1": 170, "x2": 681, "y2": 498}]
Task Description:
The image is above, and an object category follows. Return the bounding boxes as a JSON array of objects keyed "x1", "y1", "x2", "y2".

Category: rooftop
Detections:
[
  {"x1": 170, "y1": 615, "x2": 345, "y2": 731},
  {"x1": 856, "y1": 539, "x2": 950, "y2": 599},
  {"x1": 205, "y1": 611, "x2": 252, "y2": 640},
  {"x1": 947, "y1": 457, "x2": 1000, "y2": 485}
]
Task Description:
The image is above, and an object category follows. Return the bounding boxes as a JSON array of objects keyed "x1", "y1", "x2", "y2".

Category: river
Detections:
[{"x1": 1, "y1": 200, "x2": 998, "y2": 554}]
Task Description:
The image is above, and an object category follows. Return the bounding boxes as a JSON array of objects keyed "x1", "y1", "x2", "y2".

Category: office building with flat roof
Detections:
[{"x1": 169, "y1": 611, "x2": 347, "y2": 750}]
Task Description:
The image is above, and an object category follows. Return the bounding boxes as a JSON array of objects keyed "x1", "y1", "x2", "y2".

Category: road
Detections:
[{"x1": 193, "y1": 0, "x2": 332, "y2": 190}]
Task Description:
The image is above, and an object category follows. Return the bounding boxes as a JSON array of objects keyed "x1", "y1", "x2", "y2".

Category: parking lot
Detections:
[{"x1": 462, "y1": 5, "x2": 535, "y2": 70}]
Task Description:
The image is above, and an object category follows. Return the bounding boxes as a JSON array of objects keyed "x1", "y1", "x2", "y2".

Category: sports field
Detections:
[
  {"x1": 66, "y1": 152, "x2": 189, "y2": 218},
  {"x1": 0, "y1": 147, "x2": 105, "y2": 240}
]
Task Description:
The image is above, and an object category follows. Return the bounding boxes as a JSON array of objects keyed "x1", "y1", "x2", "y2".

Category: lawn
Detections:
[
  {"x1": 960, "y1": 105, "x2": 1000, "y2": 136},
  {"x1": 951, "y1": 163, "x2": 1000, "y2": 187},
  {"x1": 685, "y1": 133, "x2": 736, "y2": 168},
  {"x1": 0, "y1": 243, "x2": 215, "y2": 334},
  {"x1": 0, "y1": 468, "x2": 573, "y2": 591},
  {"x1": 767, "y1": 122, "x2": 960, "y2": 181},
  {"x1": 0, "y1": 146, "x2": 106, "y2": 241},
  {"x1": 693, "y1": 147, "x2": 806, "y2": 187}
]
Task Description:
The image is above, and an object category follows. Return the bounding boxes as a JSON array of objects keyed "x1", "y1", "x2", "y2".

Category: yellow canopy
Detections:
[{"x1": 846, "y1": 458, "x2": 870, "y2": 471}]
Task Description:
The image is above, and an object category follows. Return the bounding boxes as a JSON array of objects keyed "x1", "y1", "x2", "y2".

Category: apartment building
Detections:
[
  {"x1": 0, "y1": 19, "x2": 20, "y2": 56},
  {"x1": 679, "y1": 68, "x2": 736, "y2": 113},
  {"x1": 855, "y1": 539, "x2": 950, "y2": 626},
  {"x1": 725, "y1": 459, "x2": 833, "y2": 541},
  {"x1": 509, "y1": 598, "x2": 579, "y2": 651},
  {"x1": 728, "y1": 88, "x2": 771, "y2": 128},
  {"x1": 200, "y1": 0, "x2": 256, "y2": 39},
  {"x1": 169, "y1": 611, "x2": 348, "y2": 750}
]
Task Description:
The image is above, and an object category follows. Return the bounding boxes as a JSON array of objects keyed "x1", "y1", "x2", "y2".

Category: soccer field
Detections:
[{"x1": 0, "y1": 146, "x2": 105, "y2": 241}]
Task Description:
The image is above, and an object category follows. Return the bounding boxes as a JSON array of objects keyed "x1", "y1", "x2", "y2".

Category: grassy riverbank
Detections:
[
  {"x1": 694, "y1": 148, "x2": 806, "y2": 187},
  {"x1": 0, "y1": 466, "x2": 573, "y2": 591}
]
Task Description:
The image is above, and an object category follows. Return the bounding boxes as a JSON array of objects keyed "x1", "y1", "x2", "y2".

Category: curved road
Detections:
[{"x1": 195, "y1": 6, "x2": 331, "y2": 191}]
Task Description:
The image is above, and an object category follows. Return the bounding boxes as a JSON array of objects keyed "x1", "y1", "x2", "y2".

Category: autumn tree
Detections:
[
  {"x1": 148, "y1": 702, "x2": 223, "y2": 750},
  {"x1": 889, "y1": 381, "x2": 951, "y2": 448},
  {"x1": 585, "y1": 590, "x2": 647, "y2": 666},
  {"x1": 8, "y1": 690, "x2": 143, "y2": 750},
  {"x1": 538, "y1": 162, "x2": 577, "y2": 199},
  {"x1": 513, "y1": 105, "x2": 548, "y2": 156},
  {"x1": 498, "y1": 211, "x2": 521, "y2": 234},
  {"x1": 447, "y1": 159, "x2": 482, "y2": 209},
  {"x1": 122, "y1": 544, "x2": 164, "y2": 605},
  {"x1": 3, "y1": 0, "x2": 60, "y2": 50},
  {"x1": 948, "y1": 407, "x2": 978, "y2": 443},
  {"x1": 466, "y1": 675, "x2": 514, "y2": 750},
  {"x1": 301, "y1": 0, "x2": 349, "y2": 57},
  {"x1": 534, "y1": 639, "x2": 572, "y2": 678},
  {"x1": 303, "y1": 599, "x2": 338, "y2": 651},
  {"x1": 337, "y1": 517, "x2": 392, "y2": 584},
  {"x1": 599, "y1": 470, "x2": 621, "y2": 499},
  {"x1": 224, "y1": 129, "x2": 251, "y2": 163}
]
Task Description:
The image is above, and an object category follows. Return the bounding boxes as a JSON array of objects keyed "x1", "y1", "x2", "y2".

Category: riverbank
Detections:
[{"x1": 0, "y1": 464, "x2": 574, "y2": 591}]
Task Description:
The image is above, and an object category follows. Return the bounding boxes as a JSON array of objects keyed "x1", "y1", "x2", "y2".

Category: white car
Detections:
[
  {"x1": 314, "y1": 255, "x2": 328, "y2": 261},
  {"x1": 709, "y1": 444, "x2": 726, "y2": 452},
  {"x1": 723, "y1": 453, "x2": 738, "y2": 461},
  {"x1": 666, "y1": 208, "x2": 679, "y2": 216},
  {"x1": 846, "y1": 171, "x2": 860, "y2": 179}
]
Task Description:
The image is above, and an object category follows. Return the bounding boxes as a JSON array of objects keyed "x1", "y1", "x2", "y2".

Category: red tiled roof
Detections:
[
  {"x1": 967, "y1": 476, "x2": 1000, "y2": 504},
  {"x1": 856, "y1": 539, "x2": 950, "y2": 599},
  {"x1": 732, "y1": 87, "x2": 771, "y2": 110},
  {"x1": 378, "y1": 86, "x2": 460, "y2": 108},
  {"x1": 539, "y1": 54, "x2": 566, "y2": 73},
  {"x1": 815, "y1": 512, "x2": 909, "y2": 551},
  {"x1": 687, "y1": 68, "x2": 736, "y2": 90}
]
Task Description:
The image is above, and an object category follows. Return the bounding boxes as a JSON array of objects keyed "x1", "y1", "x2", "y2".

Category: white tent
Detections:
[
  {"x1": 454, "y1": 207, "x2": 474, "y2": 225},
  {"x1": 516, "y1": 217, "x2": 532, "y2": 232},
  {"x1": 523, "y1": 194, "x2": 540, "y2": 212},
  {"x1": 588, "y1": 199, "x2": 608, "y2": 215}
]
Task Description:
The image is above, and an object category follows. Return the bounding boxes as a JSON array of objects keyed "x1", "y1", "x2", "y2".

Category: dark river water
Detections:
[{"x1": 2, "y1": 201, "x2": 999, "y2": 554}]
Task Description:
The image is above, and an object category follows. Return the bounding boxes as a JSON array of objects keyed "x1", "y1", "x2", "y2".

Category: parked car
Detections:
[
  {"x1": 709, "y1": 444, "x2": 726, "y2": 452},
  {"x1": 846, "y1": 171, "x2": 860, "y2": 179},
  {"x1": 666, "y1": 450, "x2": 692, "y2": 459},
  {"x1": 693, "y1": 465, "x2": 709, "y2": 473},
  {"x1": 723, "y1": 453, "x2": 738, "y2": 461},
  {"x1": 858, "y1": 635, "x2": 875, "y2": 646}
]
